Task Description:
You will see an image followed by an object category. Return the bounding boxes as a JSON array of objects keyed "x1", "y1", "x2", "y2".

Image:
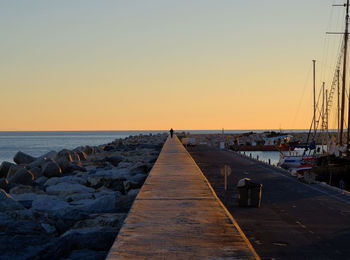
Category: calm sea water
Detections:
[
  {"x1": 0, "y1": 129, "x2": 310, "y2": 164},
  {"x1": 0, "y1": 131, "x2": 168, "y2": 164}
]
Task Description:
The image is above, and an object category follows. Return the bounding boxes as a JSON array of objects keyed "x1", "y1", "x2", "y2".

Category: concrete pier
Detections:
[{"x1": 106, "y1": 136, "x2": 259, "y2": 259}]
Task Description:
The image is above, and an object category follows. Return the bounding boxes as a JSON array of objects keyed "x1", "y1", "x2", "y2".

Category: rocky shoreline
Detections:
[{"x1": 0, "y1": 133, "x2": 167, "y2": 260}]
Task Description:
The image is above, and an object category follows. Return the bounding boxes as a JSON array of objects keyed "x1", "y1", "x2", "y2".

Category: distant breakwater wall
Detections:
[{"x1": 183, "y1": 132, "x2": 339, "y2": 147}]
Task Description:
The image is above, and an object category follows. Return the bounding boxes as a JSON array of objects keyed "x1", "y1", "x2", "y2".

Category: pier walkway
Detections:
[{"x1": 107, "y1": 136, "x2": 259, "y2": 259}]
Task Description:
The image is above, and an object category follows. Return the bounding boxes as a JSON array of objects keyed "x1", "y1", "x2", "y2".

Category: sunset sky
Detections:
[{"x1": 0, "y1": 1, "x2": 346, "y2": 131}]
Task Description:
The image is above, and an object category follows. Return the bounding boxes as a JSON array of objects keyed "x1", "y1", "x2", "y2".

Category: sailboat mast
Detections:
[
  {"x1": 337, "y1": 69, "x2": 340, "y2": 143},
  {"x1": 313, "y1": 60, "x2": 316, "y2": 135},
  {"x1": 347, "y1": 2, "x2": 350, "y2": 154},
  {"x1": 340, "y1": 0, "x2": 349, "y2": 147}
]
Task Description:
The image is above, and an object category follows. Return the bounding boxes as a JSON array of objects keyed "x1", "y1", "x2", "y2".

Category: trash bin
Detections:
[{"x1": 237, "y1": 178, "x2": 262, "y2": 207}]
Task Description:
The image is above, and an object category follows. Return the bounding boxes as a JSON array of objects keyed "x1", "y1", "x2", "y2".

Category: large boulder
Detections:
[
  {"x1": 7, "y1": 165, "x2": 26, "y2": 179},
  {"x1": 71, "y1": 194, "x2": 119, "y2": 214},
  {"x1": 56, "y1": 157, "x2": 71, "y2": 173},
  {"x1": 13, "y1": 151, "x2": 36, "y2": 165},
  {"x1": 86, "y1": 176, "x2": 126, "y2": 193},
  {"x1": 117, "y1": 189, "x2": 140, "y2": 213},
  {"x1": 8, "y1": 168, "x2": 34, "y2": 185},
  {"x1": 42, "y1": 161, "x2": 62, "y2": 178},
  {"x1": 74, "y1": 151, "x2": 87, "y2": 161},
  {"x1": 41, "y1": 150, "x2": 58, "y2": 161},
  {"x1": 10, "y1": 185, "x2": 45, "y2": 195},
  {"x1": 44, "y1": 176, "x2": 86, "y2": 187},
  {"x1": 0, "y1": 189, "x2": 25, "y2": 211},
  {"x1": 27, "y1": 157, "x2": 48, "y2": 169},
  {"x1": 0, "y1": 161, "x2": 14, "y2": 178},
  {"x1": 64, "y1": 249, "x2": 108, "y2": 260},
  {"x1": 105, "y1": 156, "x2": 123, "y2": 167},
  {"x1": 29, "y1": 167, "x2": 43, "y2": 179},
  {"x1": 75, "y1": 145, "x2": 95, "y2": 156},
  {"x1": 30, "y1": 194, "x2": 75, "y2": 219},
  {"x1": 49, "y1": 213, "x2": 126, "y2": 259},
  {"x1": 0, "y1": 178, "x2": 10, "y2": 192},
  {"x1": 57, "y1": 149, "x2": 73, "y2": 162},
  {"x1": 46, "y1": 182, "x2": 94, "y2": 198},
  {"x1": 129, "y1": 162, "x2": 152, "y2": 175}
]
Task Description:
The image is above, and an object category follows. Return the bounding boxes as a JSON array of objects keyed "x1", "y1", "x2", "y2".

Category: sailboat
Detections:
[{"x1": 312, "y1": 0, "x2": 350, "y2": 188}]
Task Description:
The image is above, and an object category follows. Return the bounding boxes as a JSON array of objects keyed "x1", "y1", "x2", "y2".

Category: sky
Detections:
[{"x1": 0, "y1": 0, "x2": 346, "y2": 131}]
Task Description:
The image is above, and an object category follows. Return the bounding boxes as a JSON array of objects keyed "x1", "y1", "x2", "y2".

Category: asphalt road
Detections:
[{"x1": 187, "y1": 145, "x2": 350, "y2": 260}]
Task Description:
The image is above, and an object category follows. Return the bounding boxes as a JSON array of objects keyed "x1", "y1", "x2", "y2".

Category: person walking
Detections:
[{"x1": 170, "y1": 128, "x2": 174, "y2": 138}]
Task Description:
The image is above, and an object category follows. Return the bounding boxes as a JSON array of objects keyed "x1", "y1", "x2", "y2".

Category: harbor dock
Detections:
[
  {"x1": 188, "y1": 145, "x2": 350, "y2": 259},
  {"x1": 106, "y1": 136, "x2": 259, "y2": 259}
]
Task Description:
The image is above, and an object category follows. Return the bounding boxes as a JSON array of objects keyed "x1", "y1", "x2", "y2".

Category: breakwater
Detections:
[{"x1": 0, "y1": 133, "x2": 166, "y2": 259}]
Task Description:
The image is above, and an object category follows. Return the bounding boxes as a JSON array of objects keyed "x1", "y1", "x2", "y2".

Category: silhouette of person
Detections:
[{"x1": 170, "y1": 128, "x2": 174, "y2": 138}]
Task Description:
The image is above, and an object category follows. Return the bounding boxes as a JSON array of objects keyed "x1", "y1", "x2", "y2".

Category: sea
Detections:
[{"x1": 0, "y1": 130, "x2": 310, "y2": 165}]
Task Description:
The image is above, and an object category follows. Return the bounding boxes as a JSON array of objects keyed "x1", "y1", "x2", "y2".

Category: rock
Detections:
[
  {"x1": 74, "y1": 150, "x2": 87, "y2": 161},
  {"x1": 27, "y1": 157, "x2": 49, "y2": 169},
  {"x1": 7, "y1": 164, "x2": 26, "y2": 179},
  {"x1": 56, "y1": 157, "x2": 71, "y2": 173},
  {"x1": 117, "y1": 161, "x2": 132, "y2": 168},
  {"x1": 94, "y1": 187, "x2": 119, "y2": 198},
  {"x1": 87, "y1": 176, "x2": 126, "y2": 193},
  {"x1": 0, "y1": 189, "x2": 25, "y2": 211},
  {"x1": 80, "y1": 151, "x2": 88, "y2": 160},
  {"x1": 42, "y1": 161, "x2": 62, "y2": 178},
  {"x1": 60, "y1": 213, "x2": 125, "y2": 251},
  {"x1": 63, "y1": 249, "x2": 108, "y2": 260},
  {"x1": 19, "y1": 200, "x2": 33, "y2": 209},
  {"x1": 29, "y1": 166, "x2": 43, "y2": 179},
  {"x1": 71, "y1": 194, "x2": 118, "y2": 213},
  {"x1": 8, "y1": 168, "x2": 34, "y2": 185},
  {"x1": 76, "y1": 145, "x2": 95, "y2": 155},
  {"x1": 45, "y1": 176, "x2": 86, "y2": 187},
  {"x1": 10, "y1": 184, "x2": 45, "y2": 195},
  {"x1": 41, "y1": 150, "x2": 58, "y2": 161},
  {"x1": 58, "y1": 149, "x2": 73, "y2": 162},
  {"x1": 41, "y1": 223, "x2": 56, "y2": 234},
  {"x1": 130, "y1": 162, "x2": 151, "y2": 174},
  {"x1": 117, "y1": 189, "x2": 140, "y2": 213},
  {"x1": 124, "y1": 173, "x2": 146, "y2": 190},
  {"x1": 66, "y1": 192, "x2": 94, "y2": 202},
  {"x1": 31, "y1": 194, "x2": 73, "y2": 218},
  {"x1": 67, "y1": 164, "x2": 87, "y2": 172},
  {"x1": 0, "y1": 178, "x2": 10, "y2": 192},
  {"x1": 72, "y1": 152, "x2": 81, "y2": 162},
  {"x1": 13, "y1": 151, "x2": 36, "y2": 164},
  {"x1": 105, "y1": 155, "x2": 123, "y2": 167},
  {"x1": 103, "y1": 145, "x2": 116, "y2": 151},
  {"x1": 34, "y1": 176, "x2": 48, "y2": 185},
  {"x1": 46, "y1": 182, "x2": 94, "y2": 198},
  {"x1": 0, "y1": 161, "x2": 14, "y2": 178},
  {"x1": 130, "y1": 173, "x2": 147, "y2": 184},
  {"x1": 44, "y1": 176, "x2": 86, "y2": 187}
]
